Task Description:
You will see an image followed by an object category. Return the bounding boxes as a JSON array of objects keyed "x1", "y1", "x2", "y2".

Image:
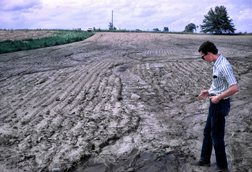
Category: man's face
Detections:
[{"x1": 200, "y1": 51, "x2": 211, "y2": 63}]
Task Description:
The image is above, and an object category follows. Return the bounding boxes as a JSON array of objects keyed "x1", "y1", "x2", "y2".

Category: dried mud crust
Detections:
[{"x1": 0, "y1": 32, "x2": 252, "y2": 172}]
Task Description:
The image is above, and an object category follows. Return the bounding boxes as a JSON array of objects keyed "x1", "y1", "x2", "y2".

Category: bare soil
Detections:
[{"x1": 0, "y1": 32, "x2": 252, "y2": 172}]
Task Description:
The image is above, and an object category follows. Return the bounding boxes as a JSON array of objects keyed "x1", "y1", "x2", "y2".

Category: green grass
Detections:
[{"x1": 0, "y1": 30, "x2": 94, "y2": 54}]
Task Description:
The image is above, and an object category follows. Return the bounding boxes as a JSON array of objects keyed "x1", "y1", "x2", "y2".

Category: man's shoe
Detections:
[
  {"x1": 213, "y1": 167, "x2": 229, "y2": 172},
  {"x1": 191, "y1": 159, "x2": 210, "y2": 167}
]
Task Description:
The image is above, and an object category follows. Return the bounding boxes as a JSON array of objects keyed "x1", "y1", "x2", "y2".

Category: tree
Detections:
[
  {"x1": 184, "y1": 23, "x2": 198, "y2": 32},
  {"x1": 108, "y1": 22, "x2": 116, "y2": 30},
  {"x1": 164, "y1": 27, "x2": 169, "y2": 32},
  {"x1": 201, "y1": 6, "x2": 236, "y2": 34},
  {"x1": 153, "y1": 28, "x2": 160, "y2": 32},
  {"x1": 109, "y1": 22, "x2": 113, "y2": 30}
]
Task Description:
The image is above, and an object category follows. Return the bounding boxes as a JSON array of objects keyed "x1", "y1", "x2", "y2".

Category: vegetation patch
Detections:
[{"x1": 0, "y1": 30, "x2": 94, "y2": 54}]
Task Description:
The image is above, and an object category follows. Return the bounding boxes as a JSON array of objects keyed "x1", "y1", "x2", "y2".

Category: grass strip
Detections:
[{"x1": 0, "y1": 30, "x2": 94, "y2": 54}]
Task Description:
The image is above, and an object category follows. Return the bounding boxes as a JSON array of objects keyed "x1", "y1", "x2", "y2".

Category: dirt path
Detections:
[{"x1": 0, "y1": 32, "x2": 252, "y2": 172}]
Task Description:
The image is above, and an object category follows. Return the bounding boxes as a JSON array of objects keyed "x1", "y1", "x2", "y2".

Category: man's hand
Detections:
[
  {"x1": 198, "y1": 90, "x2": 209, "y2": 100},
  {"x1": 210, "y1": 96, "x2": 219, "y2": 104}
]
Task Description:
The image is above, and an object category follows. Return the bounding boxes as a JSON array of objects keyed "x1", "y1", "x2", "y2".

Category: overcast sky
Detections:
[{"x1": 0, "y1": 0, "x2": 252, "y2": 33}]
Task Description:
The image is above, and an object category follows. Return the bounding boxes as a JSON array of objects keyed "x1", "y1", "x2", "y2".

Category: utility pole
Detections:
[{"x1": 112, "y1": 10, "x2": 114, "y2": 30}]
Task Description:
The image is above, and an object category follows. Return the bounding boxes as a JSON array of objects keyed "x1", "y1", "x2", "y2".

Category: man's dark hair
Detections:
[{"x1": 198, "y1": 41, "x2": 218, "y2": 55}]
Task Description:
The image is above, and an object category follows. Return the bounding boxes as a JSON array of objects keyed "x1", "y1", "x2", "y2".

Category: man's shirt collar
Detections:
[{"x1": 214, "y1": 54, "x2": 223, "y2": 68}]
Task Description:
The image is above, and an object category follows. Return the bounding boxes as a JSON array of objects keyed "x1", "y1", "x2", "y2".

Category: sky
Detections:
[{"x1": 0, "y1": 0, "x2": 252, "y2": 33}]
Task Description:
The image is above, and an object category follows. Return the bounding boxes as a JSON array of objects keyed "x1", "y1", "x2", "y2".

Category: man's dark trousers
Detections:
[{"x1": 200, "y1": 98, "x2": 230, "y2": 169}]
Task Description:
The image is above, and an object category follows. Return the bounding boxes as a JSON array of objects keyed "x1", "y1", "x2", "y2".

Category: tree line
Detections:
[
  {"x1": 183, "y1": 6, "x2": 236, "y2": 34},
  {"x1": 108, "y1": 6, "x2": 237, "y2": 34}
]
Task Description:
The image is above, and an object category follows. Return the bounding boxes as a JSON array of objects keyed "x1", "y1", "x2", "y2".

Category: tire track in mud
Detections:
[
  {"x1": 125, "y1": 61, "x2": 211, "y2": 106},
  {"x1": 0, "y1": 60, "x2": 140, "y2": 171},
  {"x1": 143, "y1": 49, "x2": 177, "y2": 56}
]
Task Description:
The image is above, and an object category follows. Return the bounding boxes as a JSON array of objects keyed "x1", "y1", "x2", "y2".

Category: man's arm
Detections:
[{"x1": 210, "y1": 84, "x2": 239, "y2": 103}]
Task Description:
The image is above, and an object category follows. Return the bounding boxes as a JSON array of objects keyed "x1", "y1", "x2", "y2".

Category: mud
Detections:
[{"x1": 0, "y1": 32, "x2": 252, "y2": 172}]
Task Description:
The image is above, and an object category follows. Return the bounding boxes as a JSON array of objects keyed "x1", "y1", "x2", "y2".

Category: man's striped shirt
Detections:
[{"x1": 209, "y1": 54, "x2": 237, "y2": 98}]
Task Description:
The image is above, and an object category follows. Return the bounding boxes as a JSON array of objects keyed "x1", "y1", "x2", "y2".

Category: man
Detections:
[{"x1": 191, "y1": 41, "x2": 239, "y2": 172}]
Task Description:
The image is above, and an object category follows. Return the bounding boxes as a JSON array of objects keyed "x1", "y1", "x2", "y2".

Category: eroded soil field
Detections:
[{"x1": 0, "y1": 32, "x2": 252, "y2": 172}]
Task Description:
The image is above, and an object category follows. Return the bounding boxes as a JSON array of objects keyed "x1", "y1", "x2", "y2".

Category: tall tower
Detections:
[{"x1": 112, "y1": 10, "x2": 114, "y2": 30}]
